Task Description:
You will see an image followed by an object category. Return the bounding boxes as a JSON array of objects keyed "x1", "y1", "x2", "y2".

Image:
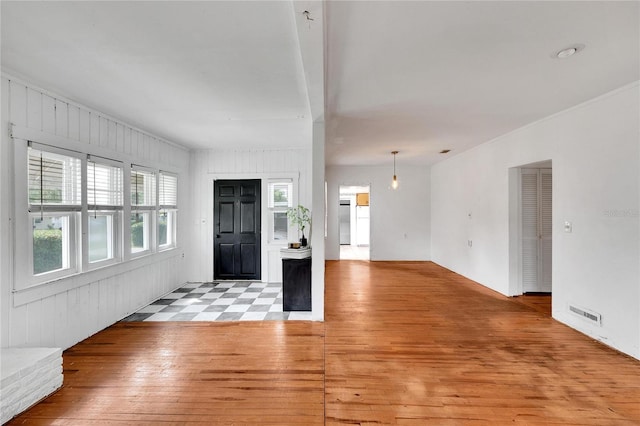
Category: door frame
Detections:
[
  {"x1": 508, "y1": 160, "x2": 553, "y2": 296},
  {"x1": 202, "y1": 172, "x2": 300, "y2": 283},
  {"x1": 338, "y1": 184, "x2": 371, "y2": 260}
]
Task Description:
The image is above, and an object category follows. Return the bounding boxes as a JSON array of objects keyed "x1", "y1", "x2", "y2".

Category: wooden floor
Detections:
[
  {"x1": 9, "y1": 261, "x2": 640, "y2": 425},
  {"x1": 513, "y1": 293, "x2": 552, "y2": 317}
]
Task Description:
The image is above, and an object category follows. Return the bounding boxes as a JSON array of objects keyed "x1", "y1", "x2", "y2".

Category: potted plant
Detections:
[{"x1": 287, "y1": 204, "x2": 311, "y2": 247}]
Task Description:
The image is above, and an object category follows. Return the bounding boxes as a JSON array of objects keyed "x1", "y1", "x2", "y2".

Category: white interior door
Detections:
[{"x1": 522, "y1": 168, "x2": 552, "y2": 293}]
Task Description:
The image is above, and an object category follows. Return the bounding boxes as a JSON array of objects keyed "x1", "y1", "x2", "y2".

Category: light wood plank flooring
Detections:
[{"x1": 8, "y1": 261, "x2": 640, "y2": 425}]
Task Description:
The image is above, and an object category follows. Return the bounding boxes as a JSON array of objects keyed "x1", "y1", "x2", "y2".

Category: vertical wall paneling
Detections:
[
  {"x1": 68, "y1": 105, "x2": 80, "y2": 141},
  {"x1": 54, "y1": 292, "x2": 69, "y2": 349},
  {"x1": 108, "y1": 120, "x2": 117, "y2": 151},
  {"x1": 89, "y1": 112, "x2": 99, "y2": 145},
  {"x1": 25, "y1": 301, "x2": 42, "y2": 347},
  {"x1": 9, "y1": 81, "x2": 27, "y2": 127},
  {"x1": 42, "y1": 95, "x2": 56, "y2": 134},
  {"x1": 115, "y1": 124, "x2": 124, "y2": 156},
  {"x1": 11, "y1": 305, "x2": 27, "y2": 347},
  {"x1": 117, "y1": 274, "x2": 126, "y2": 320},
  {"x1": 1, "y1": 77, "x2": 11, "y2": 347},
  {"x1": 88, "y1": 282, "x2": 100, "y2": 338},
  {"x1": 144, "y1": 134, "x2": 151, "y2": 160},
  {"x1": 40, "y1": 296, "x2": 56, "y2": 347},
  {"x1": 1, "y1": 76, "x2": 189, "y2": 350},
  {"x1": 140, "y1": 132, "x2": 146, "y2": 159},
  {"x1": 66, "y1": 288, "x2": 80, "y2": 347},
  {"x1": 129, "y1": 130, "x2": 138, "y2": 156},
  {"x1": 99, "y1": 116, "x2": 109, "y2": 148},
  {"x1": 255, "y1": 150, "x2": 265, "y2": 174},
  {"x1": 123, "y1": 127, "x2": 131, "y2": 155},
  {"x1": 26, "y1": 88, "x2": 42, "y2": 130},
  {"x1": 55, "y1": 99, "x2": 68, "y2": 138},
  {"x1": 79, "y1": 109, "x2": 91, "y2": 144}
]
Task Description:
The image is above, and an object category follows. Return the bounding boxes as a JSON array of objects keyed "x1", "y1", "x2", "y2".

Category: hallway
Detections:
[{"x1": 8, "y1": 261, "x2": 640, "y2": 424}]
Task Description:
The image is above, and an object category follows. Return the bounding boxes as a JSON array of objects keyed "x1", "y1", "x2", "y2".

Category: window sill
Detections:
[{"x1": 12, "y1": 247, "x2": 183, "y2": 307}]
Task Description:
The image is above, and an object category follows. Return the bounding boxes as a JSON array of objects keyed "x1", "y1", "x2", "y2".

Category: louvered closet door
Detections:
[
  {"x1": 521, "y1": 170, "x2": 539, "y2": 292},
  {"x1": 521, "y1": 168, "x2": 552, "y2": 293},
  {"x1": 539, "y1": 169, "x2": 553, "y2": 292}
]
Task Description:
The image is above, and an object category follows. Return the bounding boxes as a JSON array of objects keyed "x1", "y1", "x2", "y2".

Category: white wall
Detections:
[
  {"x1": 187, "y1": 146, "x2": 312, "y2": 284},
  {"x1": 431, "y1": 82, "x2": 640, "y2": 359},
  {"x1": 326, "y1": 165, "x2": 431, "y2": 261},
  {"x1": 0, "y1": 75, "x2": 191, "y2": 350},
  {"x1": 311, "y1": 121, "x2": 325, "y2": 321}
]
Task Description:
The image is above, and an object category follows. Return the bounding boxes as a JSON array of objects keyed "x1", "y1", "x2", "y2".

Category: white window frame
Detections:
[
  {"x1": 29, "y1": 211, "x2": 79, "y2": 281},
  {"x1": 130, "y1": 165, "x2": 157, "y2": 257},
  {"x1": 87, "y1": 211, "x2": 121, "y2": 266},
  {"x1": 158, "y1": 171, "x2": 178, "y2": 250},
  {"x1": 158, "y1": 209, "x2": 177, "y2": 250},
  {"x1": 85, "y1": 156, "x2": 124, "y2": 269},
  {"x1": 23, "y1": 143, "x2": 83, "y2": 285},
  {"x1": 130, "y1": 211, "x2": 152, "y2": 254},
  {"x1": 267, "y1": 179, "x2": 294, "y2": 245}
]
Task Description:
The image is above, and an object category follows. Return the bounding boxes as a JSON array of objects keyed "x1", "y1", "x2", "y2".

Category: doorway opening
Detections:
[
  {"x1": 509, "y1": 160, "x2": 552, "y2": 315},
  {"x1": 339, "y1": 185, "x2": 370, "y2": 260}
]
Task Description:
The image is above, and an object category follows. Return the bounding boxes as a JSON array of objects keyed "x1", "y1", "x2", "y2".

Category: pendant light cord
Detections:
[
  {"x1": 391, "y1": 150, "x2": 399, "y2": 189},
  {"x1": 92, "y1": 160, "x2": 97, "y2": 219},
  {"x1": 134, "y1": 168, "x2": 139, "y2": 220},
  {"x1": 40, "y1": 152, "x2": 44, "y2": 220}
]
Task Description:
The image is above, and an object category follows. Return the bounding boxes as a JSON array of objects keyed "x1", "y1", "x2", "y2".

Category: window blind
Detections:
[
  {"x1": 28, "y1": 147, "x2": 81, "y2": 206},
  {"x1": 159, "y1": 172, "x2": 178, "y2": 208},
  {"x1": 130, "y1": 168, "x2": 156, "y2": 207},
  {"x1": 88, "y1": 161, "x2": 123, "y2": 207}
]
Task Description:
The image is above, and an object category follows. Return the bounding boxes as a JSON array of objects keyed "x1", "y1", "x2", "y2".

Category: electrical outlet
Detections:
[{"x1": 468, "y1": 240, "x2": 473, "y2": 247}]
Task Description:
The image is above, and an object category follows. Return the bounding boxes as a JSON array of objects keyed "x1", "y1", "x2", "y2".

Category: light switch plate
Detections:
[{"x1": 564, "y1": 221, "x2": 572, "y2": 233}]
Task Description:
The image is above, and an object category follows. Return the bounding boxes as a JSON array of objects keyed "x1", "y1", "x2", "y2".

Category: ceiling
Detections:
[{"x1": 2, "y1": 1, "x2": 638, "y2": 167}]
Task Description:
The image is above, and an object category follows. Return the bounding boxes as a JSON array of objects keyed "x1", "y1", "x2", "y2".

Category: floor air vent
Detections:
[{"x1": 569, "y1": 304, "x2": 602, "y2": 326}]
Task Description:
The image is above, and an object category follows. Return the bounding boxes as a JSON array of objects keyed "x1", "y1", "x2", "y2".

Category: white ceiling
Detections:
[
  {"x1": 325, "y1": 1, "x2": 639, "y2": 166},
  {"x1": 2, "y1": 1, "x2": 639, "y2": 166},
  {"x1": 1, "y1": 1, "x2": 313, "y2": 150}
]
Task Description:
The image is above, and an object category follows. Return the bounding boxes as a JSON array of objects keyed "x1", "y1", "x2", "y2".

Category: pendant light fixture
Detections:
[{"x1": 391, "y1": 150, "x2": 399, "y2": 190}]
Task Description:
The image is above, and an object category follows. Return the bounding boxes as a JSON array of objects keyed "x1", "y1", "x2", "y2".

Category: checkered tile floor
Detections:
[{"x1": 121, "y1": 282, "x2": 312, "y2": 322}]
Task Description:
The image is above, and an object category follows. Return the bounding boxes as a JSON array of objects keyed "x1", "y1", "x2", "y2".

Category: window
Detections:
[
  {"x1": 31, "y1": 214, "x2": 74, "y2": 275},
  {"x1": 131, "y1": 167, "x2": 156, "y2": 255},
  {"x1": 19, "y1": 140, "x2": 178, "y2": 287},
  {"x1": 28, "y1": 146, "x2": 81, "y2": 278},
  {"x1": 268, "y1": 180, "x2": 293, "y2": 243},
  {"x1": 87, "y1": 158, "x2": 123, "y2": 265},
  {"x1": 158, "y1": 172, "x2": 178, "y2": 249},
  {"x1": 28, "y1": 147, "x2": 82, "y2": 207},
  {"x1": 88, "y1": 214, "x2": 114, "y2": 262}
]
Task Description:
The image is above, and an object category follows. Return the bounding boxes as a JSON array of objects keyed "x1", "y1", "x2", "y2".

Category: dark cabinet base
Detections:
[{"x1": 282, "y1": 258, "x2": 311, "y2": 311}]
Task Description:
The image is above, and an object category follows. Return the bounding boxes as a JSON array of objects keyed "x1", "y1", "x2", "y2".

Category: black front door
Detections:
[{"x1": 214, "y1": 179, "x2": 261, "y2": 280}]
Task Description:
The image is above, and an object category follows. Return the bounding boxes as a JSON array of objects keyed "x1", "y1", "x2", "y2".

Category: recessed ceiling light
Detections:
[
  {"x1": 557, "y1": 47, "x2": 576, "y2": 58},
  {"x1": 552, "y1": 44, "x2": 585, "y2": 59}
]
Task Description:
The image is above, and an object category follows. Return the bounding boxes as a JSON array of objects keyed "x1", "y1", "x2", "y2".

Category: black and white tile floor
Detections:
[{"x1": 121, "y1": 282, "x2": 312, "y2": 322}]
